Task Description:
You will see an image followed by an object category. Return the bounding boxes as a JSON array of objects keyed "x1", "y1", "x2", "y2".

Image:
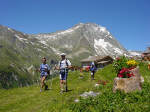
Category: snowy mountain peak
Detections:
[
  {"x1": 0, "y1": 23, "x2": 129, "y2": 62},
  {"x1": 28, "y1": 23, "x2": 128, "y2": 58}
]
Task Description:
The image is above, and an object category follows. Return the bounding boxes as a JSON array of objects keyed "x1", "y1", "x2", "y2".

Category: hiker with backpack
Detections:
[
  {"x1": 39, "y1": 57, "x2": 50, "y2": 92},
  {"x1": 90, "y1": 62, "x2": 97, "y2": 80},
  {"x1": 56, "y1": 53, "x2": 71, "y2": 93}
]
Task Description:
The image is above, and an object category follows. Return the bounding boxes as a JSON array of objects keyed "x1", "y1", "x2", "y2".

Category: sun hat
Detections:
[{"x1": 60, "y1": 53, "x2": 66, "y2": 56}]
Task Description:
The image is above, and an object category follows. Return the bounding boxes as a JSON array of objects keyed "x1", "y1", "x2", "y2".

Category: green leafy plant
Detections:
[{"x1": 112, "y1": 56, "x2": 129, "y2": 74}]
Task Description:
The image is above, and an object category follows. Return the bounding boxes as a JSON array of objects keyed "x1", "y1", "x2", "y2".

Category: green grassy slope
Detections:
[
  {"x1": 0, "y1": 36, "x2": 59, "y2": 89},
  {"x1": 69, "y1": 63, "x2": 150, "y2": 112},
  {"x1": 0, "y1": 63, "x2": 150, "y2": 112},
  {"x1": 0, "y1": 71, "x2": 98, "y2": 112}
]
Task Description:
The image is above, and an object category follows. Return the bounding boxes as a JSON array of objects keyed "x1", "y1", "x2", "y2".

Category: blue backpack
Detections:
[{"x1": 90, "y1": 66, "x2": 96, "y2": 72}]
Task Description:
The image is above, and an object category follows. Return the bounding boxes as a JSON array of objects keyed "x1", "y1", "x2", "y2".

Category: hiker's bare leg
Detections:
[
  {"x1": 63, "y1": 80, "x2": 66, "y2": 90},
  {"x1": 41, "y1": 76, "x2": 46, "y2": 88},
  {"x1": 60, "y1": 80, "x2": 63, "y2": 91},
  {"x1": 64, "y1": 80, "x2": 68, "y2": 91},
  {"x1": 91, "y1": 72, "x2": 93, "y2": 80}
]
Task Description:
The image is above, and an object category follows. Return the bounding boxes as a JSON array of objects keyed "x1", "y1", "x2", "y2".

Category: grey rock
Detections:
[
  {"x1": 113, "y1": 67, "x2": 143, "y2": 93},
  {"x1": 80, "y1": 91, "x2": 100, "y2": 98}
]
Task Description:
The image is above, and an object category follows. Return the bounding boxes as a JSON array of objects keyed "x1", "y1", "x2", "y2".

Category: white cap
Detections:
[
  {"x1": 60, "y1": 53, "x2": 66, "y2": 56},
  {"x1": 91, "y1": 62, "x2": 95, "y2": 65}
]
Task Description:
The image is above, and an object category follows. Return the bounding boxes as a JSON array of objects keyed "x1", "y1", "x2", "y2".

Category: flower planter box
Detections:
[{"x1": 113, "y1": 67, "x2": 144, "y2": 93}]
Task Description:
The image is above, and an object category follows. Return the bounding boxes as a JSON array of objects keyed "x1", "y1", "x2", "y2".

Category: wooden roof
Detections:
[
  {"x1": 143, "y1": 47, "x2": 150, "y2": 54},
  {"x1": 97, "y1": 60, "x2": 111, "y2": 64},
  {"x1": 80, "y1": 56, "x2": 113, "y2": 63}
]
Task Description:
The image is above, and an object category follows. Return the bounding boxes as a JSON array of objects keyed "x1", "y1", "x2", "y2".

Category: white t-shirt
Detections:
[{"x1": 58, "y1": 59, "x2": 71, "y2": 69}]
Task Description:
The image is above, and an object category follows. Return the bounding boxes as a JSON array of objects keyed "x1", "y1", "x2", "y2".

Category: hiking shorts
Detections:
[
  {"x1": 60, "y1": 72, "x2": 68, "y2": 80},
  {"x1": 40, "y1": 74, "x2": 48, "y2": 78}
]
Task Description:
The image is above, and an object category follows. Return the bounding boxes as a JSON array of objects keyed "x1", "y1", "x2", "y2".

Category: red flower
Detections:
[
  {"x1": 117, "y1": 67, "x2": 135, "y2": 78},
  {"x1": 103, "y1": 82, "x2": 106, "y2": 85},
  {"x1": 116, "y1": 57, "x2": 120, "y2": 60},
  {"x1": 130, "y1": 73, "x2": 134, "y2": 77},
  {"x1": 118, "y1": 74, "x2": 123, "y2": 78},
  {"x1": 127, "y1": 73, "x2": 134, "y2": 78},
  {"x1": 127, "y1": 74, "x2": 131, "y2": 77},
  {"x1": 119, "y1": 68, "x2": 129, "y2": 74},
  {"x1": 129, "y1": 66, "x2": 136, "y2": 70}
]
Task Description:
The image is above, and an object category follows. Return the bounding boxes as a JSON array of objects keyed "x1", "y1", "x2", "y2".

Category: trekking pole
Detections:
[{"x1": 65, "y1": 68, "x2": 68, "y2": 92}]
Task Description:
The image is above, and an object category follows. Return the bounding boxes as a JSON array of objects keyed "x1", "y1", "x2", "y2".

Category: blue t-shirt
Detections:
[
  {"x1": 90, "y1": 66, "x2": 96, "y2": 72},
  {"x1": 40, "y1": 64, "x2": 50, "y2": 76}
]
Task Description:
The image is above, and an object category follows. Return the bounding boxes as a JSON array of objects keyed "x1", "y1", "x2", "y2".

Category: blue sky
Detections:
[{"x1": 0, "y1": 0, "x2": 150, "y2": 51}]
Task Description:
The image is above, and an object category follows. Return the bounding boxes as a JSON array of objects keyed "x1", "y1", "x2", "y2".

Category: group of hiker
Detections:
[{"x1": 38, "y1": 53, "x2": 97, "y2": 93}]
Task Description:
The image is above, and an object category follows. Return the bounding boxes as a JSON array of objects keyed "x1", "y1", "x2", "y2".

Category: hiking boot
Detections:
[{"x1": 44, "y1": 85, "x2": 48, "y2": 90}]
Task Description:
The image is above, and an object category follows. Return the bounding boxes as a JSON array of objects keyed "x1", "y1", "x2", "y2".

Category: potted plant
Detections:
[
  {"x1": 113, "y1": 56, "x2": 138, "y2": 78},
  {"x1": 113, "y1": 56, "x2": 142, "y2": 93}
]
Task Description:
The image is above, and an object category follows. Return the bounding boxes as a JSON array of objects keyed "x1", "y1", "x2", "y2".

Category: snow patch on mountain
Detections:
[
  {"x1": 94, "y1": 39, "x2": 112, "y2": 49},
  {"x1": 8, "y1": 28, "x2": 14, "y2": 33},
  {"x1": 39, "y1": 40, "x2": 48, "y2": 46},
  {"x1": 99, "y1": 27, "x2": 106, "y2": 32},
  {"x1": 94, "y1": 39, "x2": 110, "y2": 55},
  {"x1": 94, "y1": 38, "x2": 125, "y2": 56},
  {"x1": 57, "y1": 24, "x2": 82, "y2": 35},
  {"x1": 57, "y1": 29, "x2": 74, "y2": 35},
  {"x1": 15, "y1": 34, "x2": 27, "y2": 42},
  {"x1": 34, "y1": 23, "x2": 83, "y2": 40},
  {"x1": 113, "y1": 48, "x2": 124, "y2": 54},
  {"x1": 128, "y1": 51, "x2": 141, "y2": 56}
]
